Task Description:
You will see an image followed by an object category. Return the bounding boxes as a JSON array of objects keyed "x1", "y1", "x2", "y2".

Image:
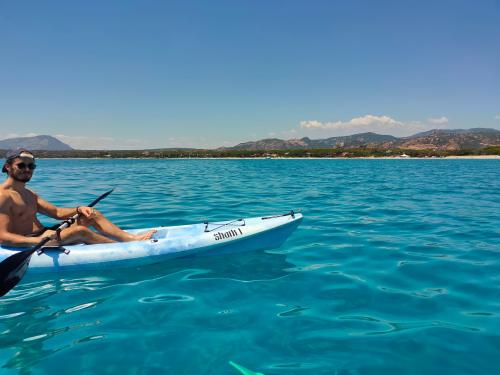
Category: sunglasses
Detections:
[{"x1": 14, "y1": 162, "x2": 37, "y2": 170}]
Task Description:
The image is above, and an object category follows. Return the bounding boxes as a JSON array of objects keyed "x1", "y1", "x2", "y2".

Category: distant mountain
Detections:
[
  {"x1": 224, "y1": 132, "x2": 398, "y2": 151},
  {"x1": 0, "y1": 135, "x2": 73, "y2": 151},
  {"x1": 227, "y1": 138, "x2": 307, "y2": 151},
  {"x1": 311, "y1": 132, "x2": 398, "y2": 148},
  {"x1": 222, "y1": 129, "x2": 500, "y2": 151},
  {"x1": 395, "y1": 128, "x2": 500, "y2": 150},
  {"x1": 408, "y1": 128, "x2": 500, "y2": 138}
]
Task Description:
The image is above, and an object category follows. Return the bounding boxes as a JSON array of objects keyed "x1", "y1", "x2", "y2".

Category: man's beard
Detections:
[{"x1": 10, "y1": 173, "x2": 31, "y2": 183}]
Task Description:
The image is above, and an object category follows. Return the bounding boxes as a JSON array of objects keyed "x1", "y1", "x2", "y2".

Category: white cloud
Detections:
[
  {"x1": 297, "y1": 114, "x2": 454, "y2": 138},
  {"x1": 0, "y1": 133, "x2": 19, "y2": 140},
  {"x1": 428, "y1": 116, "x2": 449, "y2": 125},
  {"x1": 0, "y1": 132, "x2": 38, "y2": 140},
  {"x1": 300, "y1": 120, "x2": 336, "y2": 129},
  {"x1": 349, "y1": 115, "x2": 399, "y2": 127},
  {"x1": 300, "y1": 115, "x2": 400, "y2": 131},
  {"x1": 299, "y1": 114, "x2": 415, "y2": 136},
  {"x1": 495, "y1": 115, "x2": 500, "y2": 120}
]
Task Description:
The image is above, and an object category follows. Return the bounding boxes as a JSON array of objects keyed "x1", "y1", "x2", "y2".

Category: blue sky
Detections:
[{"x1": 1, "y1": 0, "x2": 499, "y2": 149}]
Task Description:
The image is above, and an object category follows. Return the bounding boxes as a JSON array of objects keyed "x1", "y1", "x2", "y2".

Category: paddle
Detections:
[{"x1": 0, "y1": 189, "x2": 114, "y2": 297}]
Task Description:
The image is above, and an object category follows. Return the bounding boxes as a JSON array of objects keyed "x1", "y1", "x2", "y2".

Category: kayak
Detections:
[{"x1": 0, "y1": 211, "x2": 302, "y2": 274}]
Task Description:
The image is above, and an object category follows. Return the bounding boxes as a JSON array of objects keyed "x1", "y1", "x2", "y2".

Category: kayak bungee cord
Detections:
[
  {"x1": 204, "y1": 218, "x2": 245, "y2": 233},
  {"x1": 203, "y1": 210, "x2": 300, "y2": 232}
]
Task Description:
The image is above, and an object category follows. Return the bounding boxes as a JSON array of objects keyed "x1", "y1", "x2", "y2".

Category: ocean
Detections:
[{"x1": 1, "y1": 159, "x2": 499, "y2": 374}]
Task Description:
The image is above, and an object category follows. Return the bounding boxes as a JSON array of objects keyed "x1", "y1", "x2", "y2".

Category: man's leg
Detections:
[
  {"x1": 58, "y1": 225, "x2": 116, "y2": 245},
  {"x1": 78, "y1": 210, "x2": 156, "y2": 242}
]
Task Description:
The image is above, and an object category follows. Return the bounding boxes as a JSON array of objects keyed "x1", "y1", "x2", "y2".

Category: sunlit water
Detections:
[{"x1": 1, "y1": 159, "x2": 499, "y2": 374}]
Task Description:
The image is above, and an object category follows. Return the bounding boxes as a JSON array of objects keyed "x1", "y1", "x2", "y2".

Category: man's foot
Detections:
[{"x1": 131, "y1": 229, "x2": 157, "y2": 241}]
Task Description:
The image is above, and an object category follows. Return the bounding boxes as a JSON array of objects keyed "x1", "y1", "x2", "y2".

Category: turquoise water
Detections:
[{"x1": 1, "y1": 159, "x2": 499, "y2": 374}]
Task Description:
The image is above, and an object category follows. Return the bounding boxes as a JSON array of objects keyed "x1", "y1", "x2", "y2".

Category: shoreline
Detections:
[{"x1": 36, "y1": 155, "x2": 500, "y2": 160}]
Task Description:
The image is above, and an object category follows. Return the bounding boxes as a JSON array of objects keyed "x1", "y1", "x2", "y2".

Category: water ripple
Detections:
[
  {"x1": 138, "y1": 294, "x2": 194, "y2": 303},
  {"x1": 0, "y1": 159, "x2": 498, "y2": 374}
]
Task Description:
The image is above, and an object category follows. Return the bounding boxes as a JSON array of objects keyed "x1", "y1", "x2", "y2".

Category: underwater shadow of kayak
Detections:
[{"x1": 7, "y1": 250, "x2": 294, "y2": 300}]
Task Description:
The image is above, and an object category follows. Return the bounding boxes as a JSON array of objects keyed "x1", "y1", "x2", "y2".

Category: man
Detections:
[{"x1": 0, "y1": 148, "x2": 155, "y2": 247}]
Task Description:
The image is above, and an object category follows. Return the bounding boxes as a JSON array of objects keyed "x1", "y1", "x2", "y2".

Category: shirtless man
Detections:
[{"x1": 0, "y1": 148, "x2": 155, "y2": 247}]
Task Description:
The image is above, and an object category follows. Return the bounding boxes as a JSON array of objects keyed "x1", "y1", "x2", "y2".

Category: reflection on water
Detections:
[{"x1": 0, "y1": 288, "x2": 107, "y2": 373}]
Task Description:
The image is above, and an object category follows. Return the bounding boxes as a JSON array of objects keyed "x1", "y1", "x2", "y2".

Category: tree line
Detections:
[{"x1": 2, "y1": 146, "x2": 498, "y2": 159}]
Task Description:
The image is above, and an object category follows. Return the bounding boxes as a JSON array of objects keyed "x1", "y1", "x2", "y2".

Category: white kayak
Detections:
[{"x1": 0, "y1": 212, "x2": 302, "y2": 274}]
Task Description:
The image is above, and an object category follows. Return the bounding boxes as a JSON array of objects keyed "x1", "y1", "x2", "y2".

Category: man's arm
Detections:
[
  {"x1": 36, "y1": 194, "x2": 78, "y2": 220},
  {"x1": 0, "y1": 193, "x2": 48, "y2": 246}
]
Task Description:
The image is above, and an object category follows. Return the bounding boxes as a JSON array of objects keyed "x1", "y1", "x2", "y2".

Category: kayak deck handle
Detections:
[{"x1": 37, "y1": 246, "x2": 70, "y2": 256}]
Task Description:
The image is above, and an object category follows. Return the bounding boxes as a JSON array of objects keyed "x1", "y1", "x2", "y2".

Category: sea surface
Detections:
[{"x1": 1, "y1": 159, "x2": 499, "y2": 374}]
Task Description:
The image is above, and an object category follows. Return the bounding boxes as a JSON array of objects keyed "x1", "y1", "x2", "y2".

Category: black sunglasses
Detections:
[{"x1": 14, "y1": 162, "x2": 37, "y2": 170}]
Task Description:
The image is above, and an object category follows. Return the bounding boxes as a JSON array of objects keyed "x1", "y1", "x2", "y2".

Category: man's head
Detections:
[{"x1": 2, "y1": 148, "x2": 36, "y2": 182}]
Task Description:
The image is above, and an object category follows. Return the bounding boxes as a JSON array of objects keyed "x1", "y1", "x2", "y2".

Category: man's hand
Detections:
[
  {"x1": 77, "y1": 206, "x2": 97, "y2": 219},
  {"x1": 35, "y1": 229, "x2": 59, "y2": 246}
]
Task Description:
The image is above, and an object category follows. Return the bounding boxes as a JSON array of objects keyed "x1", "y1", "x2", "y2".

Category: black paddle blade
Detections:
[
  {"x1": 0, "y1": 250, "x2": 33, "y2": 297},
  {"x1": 88, "y1": 189, "x2": 114, "y2": 208}
]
